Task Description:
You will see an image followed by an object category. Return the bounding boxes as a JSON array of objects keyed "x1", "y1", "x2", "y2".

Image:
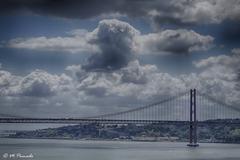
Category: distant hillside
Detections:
[{"x1": 9, "y1": 119, "x2": 240, "y2": 143}]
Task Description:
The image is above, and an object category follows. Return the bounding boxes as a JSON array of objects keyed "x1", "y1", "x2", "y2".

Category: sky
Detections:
[{"x1": 0, "y1": 0, "x2": 240, "y2": 120}]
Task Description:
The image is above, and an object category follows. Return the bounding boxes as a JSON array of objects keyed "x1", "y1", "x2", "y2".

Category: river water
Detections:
[{"x1": 0, "y1": 138, "x2": 240, "y2": 160}]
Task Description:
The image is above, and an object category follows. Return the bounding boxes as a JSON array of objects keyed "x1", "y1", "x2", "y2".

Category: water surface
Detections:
[{"x1": 0, "y1": 138, "x2": 240, "y2": 160}]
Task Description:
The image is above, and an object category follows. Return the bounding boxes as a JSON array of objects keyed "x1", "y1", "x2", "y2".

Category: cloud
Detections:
[
  {"x1": 150, "y1": 0, "x2": 240, "y2": 27},
  {"x1": 6, "y1": 33, "x2": 98, "y2": 54},
  {"x1": 0, "y1": 69, "x2": 73, "y2": 97},
  {"x1": 5, "y1": 19, "x2": 213, "y2": 58},
  {"x1": 136, "y1": 29, "x2": 214, "y2": 55},
  {"x1": 0, "y1": 70, "x2": 21, "y2": 96},
  {"x1": 0, "y1": 0, "x2": 239, "y2": 26},
  {"x1": 193, "y1": 48, "x2": 240, "y2": 105},
  {"x1": 120, "y1": 60, "x2": 157, "y2": 84},
  {"x1": 66, "y1": 60, "x2": 158, "y2": 98},
  {"x1": 194, "y1": 48, "x2": 240, "y2": 71},
  {"x1": 194, "y1": 48, "x2": 240, "y2": 82},
  {"x1": 83, "y1": 19, "x2": 139, "y2": 70},
  {"x1": 19, "y1": 70, "x2": 72, "y2": 97}
]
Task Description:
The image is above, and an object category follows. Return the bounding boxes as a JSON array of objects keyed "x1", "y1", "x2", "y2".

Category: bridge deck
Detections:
[{"x1": 0, "y1": 118, "x2": 239, "y2": 125}]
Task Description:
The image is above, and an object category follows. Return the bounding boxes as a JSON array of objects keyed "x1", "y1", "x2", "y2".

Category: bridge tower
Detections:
[{"x1": 187, "y1": 89, "x2": 199, "y2": 147}]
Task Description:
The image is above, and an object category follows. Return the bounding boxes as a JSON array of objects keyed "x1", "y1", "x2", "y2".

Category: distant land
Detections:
[{"x1": 5, "y1": 119, "x2": 240, "y2": 143}]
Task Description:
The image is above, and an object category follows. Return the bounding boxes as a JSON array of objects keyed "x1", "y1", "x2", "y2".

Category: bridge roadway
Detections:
[{"x1": 0, "y1": 118, "x2": 239, "y2": 125}]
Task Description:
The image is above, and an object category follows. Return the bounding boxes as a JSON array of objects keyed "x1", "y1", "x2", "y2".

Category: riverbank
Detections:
[{"x1": 6, "y1": 121, "x2": 240, "y2": 144}]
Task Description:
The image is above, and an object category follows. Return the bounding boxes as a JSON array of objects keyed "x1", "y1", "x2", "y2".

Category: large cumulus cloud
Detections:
[
  {"x1": 0, "y1": 69, "x2": 72, "y2": 97},
  {"x1": 83, "y1": 19, "x2": 139, "y2": 70},
  {"x1": 19, "y1": 70, "x2": 72, "y2": 97}
]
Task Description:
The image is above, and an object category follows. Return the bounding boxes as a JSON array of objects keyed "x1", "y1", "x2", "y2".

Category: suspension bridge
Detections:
[{"x1": 0, "y1": 89, "x2": 240, "y2": 147}]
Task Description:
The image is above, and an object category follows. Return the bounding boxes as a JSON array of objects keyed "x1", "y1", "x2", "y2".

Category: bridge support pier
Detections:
[{"x1": 187, "y1": 89, "x2": 199, "y2": 147}]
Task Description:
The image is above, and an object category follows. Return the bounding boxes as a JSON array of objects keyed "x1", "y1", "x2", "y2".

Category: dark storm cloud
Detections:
[
  {"x1": 83, "y1": 19, "x2": 139, "y2": 71},
  {"x1": 1, "y1": 0, "x2": 240, "y2": 26},
  {"x1": 0, "y1": 0, "x2": 120, "y2": 18}
]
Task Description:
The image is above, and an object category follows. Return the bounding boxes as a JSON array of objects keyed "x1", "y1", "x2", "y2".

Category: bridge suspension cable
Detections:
[
  {"x1": 83, "y1": 91, "x2": 190, "y2": 121},
  {"x1": 197, "y1": 91, "x2": 240, "y2": 121}
]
